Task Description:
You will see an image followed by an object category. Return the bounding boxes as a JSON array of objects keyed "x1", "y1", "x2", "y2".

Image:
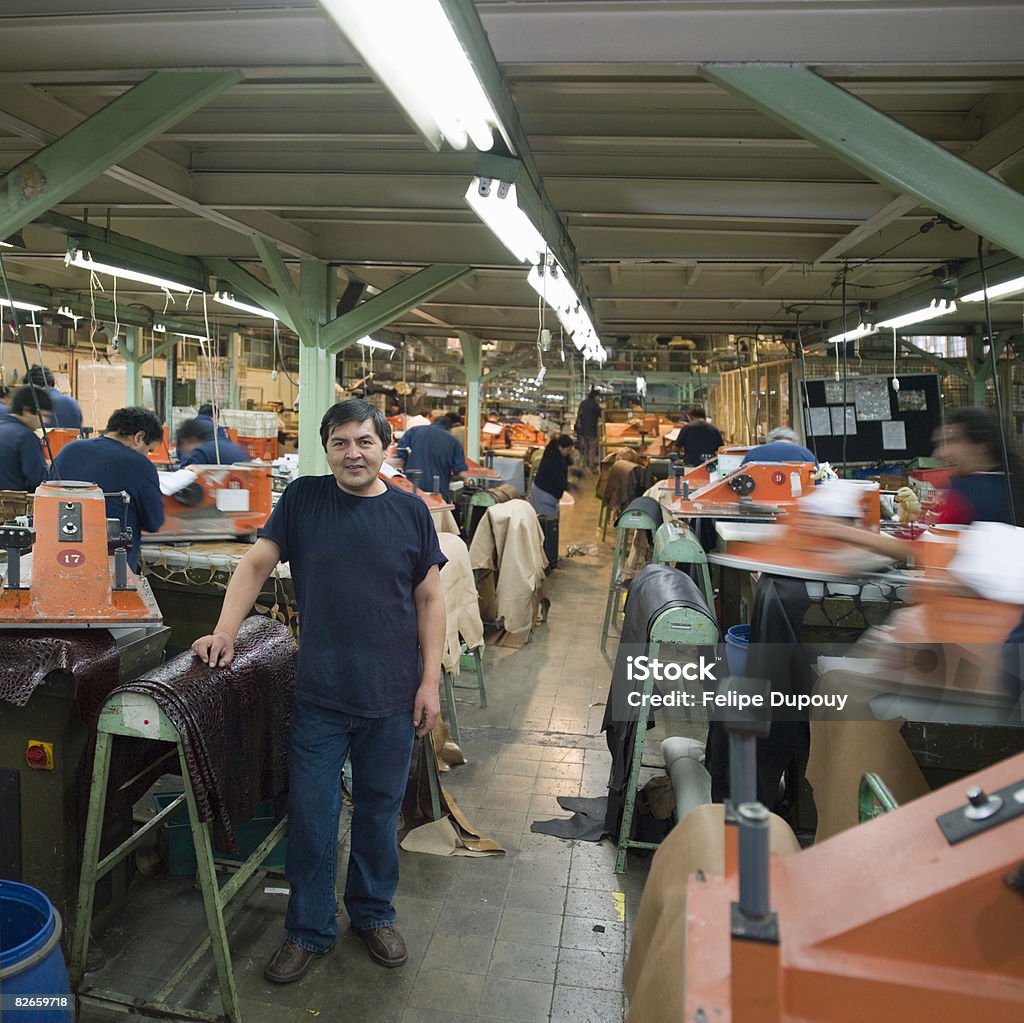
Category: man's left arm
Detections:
[
  {"x1": 135, "y1": 463, "x2": 166, "y2": 532},
  {"x1": 412, "y1": 564, "x2": 446, "y2": 737}
]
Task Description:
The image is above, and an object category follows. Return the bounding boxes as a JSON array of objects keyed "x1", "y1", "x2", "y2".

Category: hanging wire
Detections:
[
  {"x1": 840, "y1": 263, "x2": 850, "y2": 473},
  {"x1": 977, "y1": 236, "x2": 1017, "y2": 525},
  {"x1": 794, "y1": 309, "x2": 818, "y2": 462}
]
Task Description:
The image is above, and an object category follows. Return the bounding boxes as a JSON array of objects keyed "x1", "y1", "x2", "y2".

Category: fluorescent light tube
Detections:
[
  {"x1": 318, "y1": 0, "x2": 504, "y2": 152},
  {"x1": 357, "y1": 336, "x2": 396, "y2": 352},
  {"x1": 877, "y1": 298, "x2": 957, "y2": 331},
  {"x1": 66, "y1": 245, "x2": 197, "y2": 293},
  {"x1": 827, "y1": 322, "x2": 875, "y2": 344},
  {"x1": 0, "y1": 297, "x2": 46, "y2": 312},
  {"x1": 170, "y1": 330, "x2": 212, "y2": 341},
  {"x1": 214, "y1": 291, "x2": 277, "y2": 319},
  {"x1": 465, "y1": 178, "x2": 546, "y2": 264},
  {"x1": 960, "y1": 274, "x2": 1024, "y2": 302}
]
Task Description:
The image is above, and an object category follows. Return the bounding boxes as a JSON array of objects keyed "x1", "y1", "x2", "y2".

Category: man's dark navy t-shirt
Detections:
[
  {"x1": 258, "y1": 476, "x2": 447, "y2": 716},
  {"x1": 52, "y1": 436, "x2": 166, "y2": 571},
  {"x1": 0, "y1": 419, "x2": 46, "y2": 491},
  {"x1": 48, "y1": 388, "x2": 82, "y2": 430},
  {"x1": 396, "y1": 425, "x2": 468, "y2": 500},
  {"x1": 941, "y1": 472, "x2": 1021, "y2": 526},
  {"x1": 675, "y1": 421, "x2": 724, "y2": 466},
  {"x1": 742, "y1": 441, "x2": 817, "y2": 466}
]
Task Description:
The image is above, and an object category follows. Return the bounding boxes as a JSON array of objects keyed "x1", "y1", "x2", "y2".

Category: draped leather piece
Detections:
[
  {"x1": 112, "y1": 616, "x2": 296, "y2": 853},
  {"x1": 438, "y1": 532, "x2": 484, "y2": 673},
  {"x1": 0, "y1": 630, "x2": 119, "y2": 723},
  {"x1": 602, "y1": 565, "x2": 716, "y2": 837},
  {"x1": 614, "y1": 496, "x2": 663, "y2": 531}
]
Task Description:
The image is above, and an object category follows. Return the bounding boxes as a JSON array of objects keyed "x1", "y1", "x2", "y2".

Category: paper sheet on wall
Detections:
[
  {"x1": 807, "y1": 407, "x2": 832, "y2": 436},
  {"x1": 824, "y1": 381, "x2": 845, "y2": 404},
  {"x1": 881, "y1": 420, "x2": 907, "y2": 450},
  {"x1": 830, "y1": 405, "x2": 857, "y2": 436},
  {"x1": 853, "y1": 378, "x2": 892, "y2": 421}
]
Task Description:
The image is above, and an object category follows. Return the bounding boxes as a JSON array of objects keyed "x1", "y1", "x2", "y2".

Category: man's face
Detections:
[{"x1": 325, "y1": 419, "x2": 385, "y2": 494}]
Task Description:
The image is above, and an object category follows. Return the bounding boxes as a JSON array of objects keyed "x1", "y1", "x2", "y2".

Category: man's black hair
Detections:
[
  {"x1": 197, "y1": 403, "x2": 218, "y2": 417},
  {"x1": 105, "y1": 407, "x2": 163, "y2": 444},
  {"x1": 175, "y1": 418, "x2": 215, "y2": 446},
  {"x1": 433, "y1": 416, "x2": 453, "y2": 430},
  {"x1": 11, "y1": 385, "x2": 52, "y2": 415},
  {"x1": 26, "y1": 364, "x2": 55, "y2": 388},
  {"x1": 319, "y1": 399, "x2": 392, "y2": 449}
]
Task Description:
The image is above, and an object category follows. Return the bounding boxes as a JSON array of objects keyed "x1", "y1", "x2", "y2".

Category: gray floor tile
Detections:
[
  {"x1": 550, "y1": 984, "x2": 624, "y2": 1023},
  {"x1": 496, "y1": 907, "x2": 564, "y2": 947},
  {"x1": 478, "y1": 976, "x2": 554, "y2": 1023},
  {"x1": 559, "y1": 917, "x2": 627, "y2": 954},
  {"x1": 564, "y1": 887, "x2": 627, "y2": 923},
  {"x1": 504, "y1": 881, "x2": 568, "y2": 914},
  {"x1": 487, "y1": 940, "x2": 558, "y2": 984},
  {"x1": 556, "y1": 947, "x2": 624, "y2": 991},
  {"x1": 406, "y1": 969, "x2": 485, "y2": 1013}
]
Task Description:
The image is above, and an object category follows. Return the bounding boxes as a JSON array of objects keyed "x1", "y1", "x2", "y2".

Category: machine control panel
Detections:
[
  {"x1": 0, "y1": 524, "x2": 34, "y2": 550},
  {"x1": 937, "y1": 778, "x2": 1024, "y2": 844},
  {"x1": 58, "y1": 501, "x2": 82, "y2": 543}
]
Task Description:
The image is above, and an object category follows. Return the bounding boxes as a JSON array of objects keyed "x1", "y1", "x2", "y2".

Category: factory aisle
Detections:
[{"x1": 79, "y1": 480, "x2": 656, "y2": 1023}]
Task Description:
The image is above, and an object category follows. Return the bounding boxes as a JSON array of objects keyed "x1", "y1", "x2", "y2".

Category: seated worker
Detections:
[
  {"x1": 741, "y1": 426, "x2": 817, "y2": 466},
  {"x1": 176, "y1": 418, "x2": 250, "y2": 467},
  {"x1": 674, "y1": 405, "x2": 723, "y2": 467},
  {"x1": 27, "y1": 364, "x2": 82, "y2": 430},
  {"x1": 51, "y1": 407, "x2": 165, "y2": 572},
  {"x1": 0, "y1": 385, "x2": 51, "y2": 491},
  {"x1": 195, "y1": 403, "x2": 231, "y2": 443},
  {"x1": 795, "y1": 406, "x2": 1024, "y2": 562},
  {"x1": 395, "y1": 415, "x2": 469, "y2": 500}
]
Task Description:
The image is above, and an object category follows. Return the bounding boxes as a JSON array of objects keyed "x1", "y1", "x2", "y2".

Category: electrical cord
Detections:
[
  {"x1": 840, "y1": 264, "x2": 849, "y2": 474},
  {"x1": 794, "y1": 309, "x2": 818, "y2": 463}
]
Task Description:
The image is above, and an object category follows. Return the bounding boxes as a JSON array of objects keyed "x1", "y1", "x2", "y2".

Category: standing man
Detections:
[
  {"x1": 674, "y1": 405, "x2": 724, "y2": 467},
  {"x1": 27, "y1": 365, "x2": 82, "y2": 431},
  {"x1": 52, "y1": 407, "x2": 165, "y2": 572},
  {"x1": 574, "y1": 386, "x2": 602, "y2": 472},
  {"x1": 395, "y1": 415, "x2": 469, "y2": 500},
  {"x1": 192, "y1": 399, "x2": 447, "y2": 984},
  {"x1": 0, "y1": 385, "x2": 51, "y2": 490}
]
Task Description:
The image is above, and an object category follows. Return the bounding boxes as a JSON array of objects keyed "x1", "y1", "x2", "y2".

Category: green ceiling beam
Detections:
[
  {"x1": 205, "y1": 256, "x2": 299, "y2": 334},
  {"x1": 321, "y1": 264, "x2": 472, "y2": 354},
  {"x1": 701, "y1": 65, "x2": 1024, "y2": 261},
  {"x1": 897, "y1": 338, "x2": 971, "y2": 380},
  {"x1": 0, "y1": 70, "x2": 240, "y2": 240},
  {"x1": 251, "y1": 236, "x2": 316, "y2": 341}
]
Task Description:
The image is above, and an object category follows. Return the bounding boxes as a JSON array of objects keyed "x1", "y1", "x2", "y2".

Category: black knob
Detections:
[{"x1": 967, "y1": 787, "x2": 987, "y2": 808}]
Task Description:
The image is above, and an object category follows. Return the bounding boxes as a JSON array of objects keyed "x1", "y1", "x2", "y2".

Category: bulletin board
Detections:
[{"x1": 802, "y1": 373, "x2": 941, "y2": 463}]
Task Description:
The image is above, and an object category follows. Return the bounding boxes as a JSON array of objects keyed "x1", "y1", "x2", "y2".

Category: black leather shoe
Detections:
[
  {"x1": 264, "y1": 940, "x2": 330, "y2": 984},
  {"x1": 356, "y1": 925, "x2": 408, "y2": 967}
]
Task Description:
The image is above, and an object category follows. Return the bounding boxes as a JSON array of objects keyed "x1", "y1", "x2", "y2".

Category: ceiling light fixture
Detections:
[
  {"x1": 526, "y1": 258, "x2": 606, "y2": 361},
  {"x1": 959, "y1": 274, "x2": 1024, "y2": 303},
  {"x1": 357, "y1": 336, "x2": 396, "y2": 352},
  {"x1": 317, "y1": 0, "x2": 506, "y2": 152},
  {"x1": 66, "y1": 241, "x2": 198, "y2": 294},
  {"x1": 0, "y1": 297, "x2": 47, "y2": 312},
  {"x1": 826, "y1": 322, "x2": 876, "y2": 344},
  {"x1": 213, "y1": 290, "x2": 277, "y2": 320},
  {"x1": 465, "y1": 177, "x2": 546, "y2": 264},
  {"x1": 877, "y1": 298, "x2": 957, "y2": 331}
]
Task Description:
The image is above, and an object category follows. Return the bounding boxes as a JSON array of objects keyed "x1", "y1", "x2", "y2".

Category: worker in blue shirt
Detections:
[
  {"x1": 51, "y1": 407, "x2": 165, "y2": 572},
  {"x1": 195, "y1": 403, "x2": 231, "y2": 444},
  {"x1": 395, "y1": 416, "x2": 469, "y2": 500},
  {"x1": 175, "y1": 418, "x2": 250, "y2": 466},
  {"x1": 0, "y1": 385, "x2": 51, "y2": 491},
  {"x1": 741, "y1": 426, "x2": 817, "y2": 466},
  {"x1": 27, "y1": 365, "x2": 82, "y2": 431}
]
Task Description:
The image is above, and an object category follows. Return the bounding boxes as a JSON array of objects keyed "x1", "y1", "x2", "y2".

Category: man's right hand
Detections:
[{"x1": 191, "y1": 631, "x2": 236, "y2": 669}]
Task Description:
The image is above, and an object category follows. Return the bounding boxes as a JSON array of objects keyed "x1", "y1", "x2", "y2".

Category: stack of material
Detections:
[
  {"x1": 112, "y1": 616, "x2": 296, "y2": 853},
  {"x1": 438, "y1": 532, "x2": 484, "y2": 673},
  {"x1": 468, "y1": 500, "x2": 547, "y2": 642}
]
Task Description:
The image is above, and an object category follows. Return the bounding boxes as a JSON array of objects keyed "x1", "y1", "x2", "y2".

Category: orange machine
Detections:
[
  {"x1": 684, "y1": 752, "x2": 1024, "y2": 1022},
  {"x1": 463, "y1": 457, "x2": 501, "y2": 481},
  {"x1": 0, "y1": 480, "x2": 161, "y2": 626},
  {"x1": 156, "y1": 464, "x2": 272, "y2": 541},
  {"x1": 661, "y1": 462, "x2": 816, "y2": 519},
  {"x1": 41, "y1": 428, "x2": 82, "y2": 460},
  {"x1": 384, "y1": 473, "x2": 454, "y2": 512}
]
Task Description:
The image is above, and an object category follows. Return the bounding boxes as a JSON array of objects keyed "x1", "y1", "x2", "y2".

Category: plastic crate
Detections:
[
  {"x1": 240, "y1": 436, "x2": 278, "y2": 462},
  {"x1": 153, "y1": 792, "x2": 286, "y2": 876}
]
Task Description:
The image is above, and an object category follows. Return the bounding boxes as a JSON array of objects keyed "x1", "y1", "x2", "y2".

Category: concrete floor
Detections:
[{"x1": 79, "y1": 481, "x2": 673, "y2": 1023}]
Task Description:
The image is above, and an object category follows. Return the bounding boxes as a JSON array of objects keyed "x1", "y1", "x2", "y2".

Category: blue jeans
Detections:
[{"x1": 284, "y1": 698, "x2": 416, "y2": 951}]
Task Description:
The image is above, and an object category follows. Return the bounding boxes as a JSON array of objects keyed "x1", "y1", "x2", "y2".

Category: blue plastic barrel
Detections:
[
  {"x1": 725, "y1": 624, "x2": 750, "y2": 677},
  {"x1": 0, "y1": 881, "x2": 73, "y2": 1022}
]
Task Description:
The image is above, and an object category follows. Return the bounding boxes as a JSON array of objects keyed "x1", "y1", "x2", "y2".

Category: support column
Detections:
[
  {"x1": 967, "y1": 336, "x2": 990, "y2": 405},
  {"x1": 122, "y1": 326, "x2": 143, "y2": 407},
  {"x1": 460, "y1": 332, "x2": 483, "y2": 461},
  {"x1": 297, "y1": 261, "x2": 335, "y2": 478},
  {"x1": 227, "y1": 331, "x2": 243, "y2": 409},
  {"x1": 164, "y1": 340, "x2": 177, "y2": 426}
]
